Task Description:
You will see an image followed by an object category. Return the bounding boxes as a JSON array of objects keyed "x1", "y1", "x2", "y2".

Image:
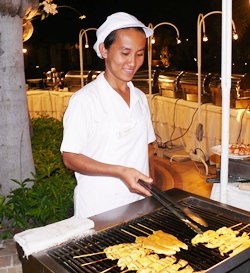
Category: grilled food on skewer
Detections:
[
  {"x1": 102, "y1": 230, "x2": 195, "y2": 272},
  {"x1": 136, "y1": 230, "x2": 188, "y2": 255},
  {"x1": 230, "y1": 239, "x2": 250, "y2": 256},
  {"x1": 191, "y1": 226, "x2": 250, "y2": 256},
  {"x1": 220, "y1": 232, "x2": 249, "y2": 256},
  {"x1": 74, "y1": 228, "x2": 205, "y2": 273},
  {"x1": 104, "y1": 242, "x2": 150, "y2": 260},
  {"x1": 103, "y1": 242, "x2": 195, "y2": 272},
  {"x1": 119, "y1": 253, "x2": 160, "y2": 271}
]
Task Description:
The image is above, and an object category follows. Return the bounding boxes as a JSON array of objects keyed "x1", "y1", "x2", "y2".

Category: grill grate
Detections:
[{"x1": 48, "y1": 198, "x2": 250, "y2": 273}]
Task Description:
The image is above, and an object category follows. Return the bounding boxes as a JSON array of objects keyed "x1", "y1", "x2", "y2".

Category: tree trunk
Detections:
[{"x1": 0, "y1": 0, "x2": 38, "y2": 196}]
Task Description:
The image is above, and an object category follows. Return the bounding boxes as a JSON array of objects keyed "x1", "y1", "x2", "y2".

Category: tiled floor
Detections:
[{"x1": 0, "y1": 239, "x2": 22, "y2": 273}]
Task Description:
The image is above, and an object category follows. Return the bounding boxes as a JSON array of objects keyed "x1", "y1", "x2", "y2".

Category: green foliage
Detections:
[{"x1": 0, "y1": 118, "x2": 76, "y2": 239}]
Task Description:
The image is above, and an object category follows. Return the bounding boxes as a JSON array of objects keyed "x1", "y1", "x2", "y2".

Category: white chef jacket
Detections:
[{"x1": 60, "y1": 72, "x2": 156, "y2": 218}]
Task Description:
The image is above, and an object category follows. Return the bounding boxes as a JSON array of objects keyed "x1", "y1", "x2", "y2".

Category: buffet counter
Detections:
[
  {"x1": 150, "y1": 95, "x2": 250, "y2": 158},
  {"x1": 26, "y1": 91, "x2": 250, "y2": 158},
  {"x1": 27, "y1": 90, "x2": 73, "y2": 120}
]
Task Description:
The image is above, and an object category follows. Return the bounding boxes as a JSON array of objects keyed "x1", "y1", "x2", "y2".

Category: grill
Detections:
[{"x1": 16, "y1": 189, "x2": 250, "y2": 273}]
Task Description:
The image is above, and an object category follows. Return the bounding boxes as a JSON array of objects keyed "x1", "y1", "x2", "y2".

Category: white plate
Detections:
[{"x1": 210, "y1": 145, "x2": 250, "y2": 159}]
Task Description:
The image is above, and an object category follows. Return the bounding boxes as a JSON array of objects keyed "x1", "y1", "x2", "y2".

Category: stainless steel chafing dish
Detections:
[
  {"x1": 157, "y1": 70, "x2": 184, "y2": 98},
  {"x1": 64, "y1": 70, "x2": 101, "y2": 92},
  {"x1": 178, "y1": 71, "x2": 213, "y2": 103},
  {"x1": 209, "y1": 73, "x2": 250, "y2": 108},
  {"x1": 132, "y1": 69, "x2": 159, "y2": 94}
]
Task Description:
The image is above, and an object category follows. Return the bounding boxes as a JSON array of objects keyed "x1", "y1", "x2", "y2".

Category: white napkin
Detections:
[
  {"x1": 238, "y1": 183, "x2": 250, "y2": 191},
  {"x1": 14, "y1": 216, "x2": 95, "y2": 258}
]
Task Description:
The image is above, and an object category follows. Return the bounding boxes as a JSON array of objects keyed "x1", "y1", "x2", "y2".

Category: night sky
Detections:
[
  {"x1": 25, "y1": 0, "x2": 250, "y2": 76},
  {"x1": 30, "y1": 0, "x2": 221, "y2": 43}
]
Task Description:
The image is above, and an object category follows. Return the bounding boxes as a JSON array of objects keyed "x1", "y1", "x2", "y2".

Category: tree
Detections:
[{"x1": 0, "y1": 0, "x2": 39, "y2": 196}]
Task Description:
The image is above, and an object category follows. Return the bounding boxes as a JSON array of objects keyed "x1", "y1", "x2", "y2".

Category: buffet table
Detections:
[
  {"x1": 150, "y1": 95, "x2": 250, "y2": 158},
  {"x1": 26, "y1": 90, "x2": 73, "y2": 120},
  {"x1": 26, "y1": 91, "x2": 250, "y2": 158}
]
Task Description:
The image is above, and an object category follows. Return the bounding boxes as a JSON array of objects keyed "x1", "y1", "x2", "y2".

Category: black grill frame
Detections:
[
  {"x1": 48, "y1": 193, "x2": 250, "y2": 273},
  {"x1": 16, "y1": 189, "x2": 250, "y2": 273}
]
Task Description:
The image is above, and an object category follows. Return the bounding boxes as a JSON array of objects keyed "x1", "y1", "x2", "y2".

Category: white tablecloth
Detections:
[
  {"x1": 210, "y1": 183, "x2": 250, "y2": 211},
  {"x1": 150, "y1": 95, "x2": 250, "y2": 158},
  {"x1": 26, "y1": 92, "x2": 250, "y2": 153},
  {"x1": 26, "y1": 90, "x2": 73, "y2": 120}
]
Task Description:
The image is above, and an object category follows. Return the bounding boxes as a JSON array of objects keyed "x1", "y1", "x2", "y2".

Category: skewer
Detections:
[
  {"x1": 121, "y1": 228, "x2": 137, "y2": 238},
  {"x1": 73, "y1": 251, "x2": 104, "y2": 259},
  {"x1": 137, "y1": 223, "x2": 155, "y2": 233},
  {"x1": 229, "y1": 223, "x2": 242, "y2": 230},
  {"x1": 81, "y1": 257, "x2": 109, "y2": 267},
  {"x1": 237, "y1": 223, "x2": 250, "y2": 232},
  {"x1": 129, "y1": 224, "x2": 150, "y2": 235},
  {"x1": 99, "y1": 265, "x2": 118, "y2": 273}
]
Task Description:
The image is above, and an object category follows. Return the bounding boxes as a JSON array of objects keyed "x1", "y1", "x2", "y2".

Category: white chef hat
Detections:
[{"x1": 93, "y1": 12, "x2": 153, "y2": 59}]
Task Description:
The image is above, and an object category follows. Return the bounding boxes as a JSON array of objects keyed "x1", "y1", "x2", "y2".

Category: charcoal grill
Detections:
[{"x1": 16, "y1": 188, "x2": 250, "y2": 273}]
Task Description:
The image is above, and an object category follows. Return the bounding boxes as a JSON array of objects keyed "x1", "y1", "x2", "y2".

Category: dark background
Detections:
[{"x1": 23, "y1": 0, "x2": 250, "y2": 79}]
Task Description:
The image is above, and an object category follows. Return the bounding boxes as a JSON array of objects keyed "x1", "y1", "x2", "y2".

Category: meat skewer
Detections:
[
  {"x1": 191, "y1": 224, "x2": 250, "y2": 257},
  {"x1": 74, "y1": 226, "x2": 199, "y2": 273},
  {"x1": 122, "y1": 226, "x2": 188, "y2": 255}
]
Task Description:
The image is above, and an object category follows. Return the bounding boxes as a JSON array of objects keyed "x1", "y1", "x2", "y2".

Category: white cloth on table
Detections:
[
  {"x1": 210, "y1": 183, "x2": 250, "y2": 212},
  {"x1": 14, "y1": 216, "x2": 95, "y2": 258}
]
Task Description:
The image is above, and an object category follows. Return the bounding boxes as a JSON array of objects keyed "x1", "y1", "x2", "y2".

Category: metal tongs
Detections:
[{"x1": 139, "y1": 180, "x2": 207, "y2": 234}]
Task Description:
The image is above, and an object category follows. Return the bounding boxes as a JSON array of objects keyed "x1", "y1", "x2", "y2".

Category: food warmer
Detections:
[
  {"x1": 132, "y1": 69, "x2": 159, "y2": 94},
  {"x1": 178, "y1": 72, "x2": 213, "y2": 103},
  {"x1": 209, "y1": 73, "x2": 250, "y2": 108},
  {"x1": 157, "y1": 70, "x2": 184, "y2": 98},
  {"x1": 64, "y1": 70, "x2": 101, "y2": 92},
  {"x1": 16, "y1": 188, "x2": 250, "y2": 273}
]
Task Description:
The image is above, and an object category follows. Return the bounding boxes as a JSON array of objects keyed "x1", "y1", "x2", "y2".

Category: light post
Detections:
[
  {"x1": 79, "y1": 28, "x2": 97, "y2": 87},
  {"x1": 197, "y1": 10, "x2": 238, "y2": 202},
  {"x1": 196, "y1": 11, "x2": 238, "y2": 144},
  {"x1": 147, "y1": 22, "x2": 181, "y2": 98}
]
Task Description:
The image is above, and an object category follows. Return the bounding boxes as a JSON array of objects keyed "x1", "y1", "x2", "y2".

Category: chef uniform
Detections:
[
  {"x1": 61, "y1": 71, "x2": 155, "y2": 218},
  {"x1": 61, "y1": 12, "x2": 155, "y2": 218}
]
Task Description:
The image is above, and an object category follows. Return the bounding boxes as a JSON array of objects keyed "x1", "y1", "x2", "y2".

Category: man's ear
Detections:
[{"x1": 99, "y1": 43, "x2": 107, "y2": 59}]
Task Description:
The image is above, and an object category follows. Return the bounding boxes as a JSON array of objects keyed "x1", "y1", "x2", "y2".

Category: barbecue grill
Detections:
[{"x1": 16, "y1": 188, "x2": 250, "y2": 273}]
